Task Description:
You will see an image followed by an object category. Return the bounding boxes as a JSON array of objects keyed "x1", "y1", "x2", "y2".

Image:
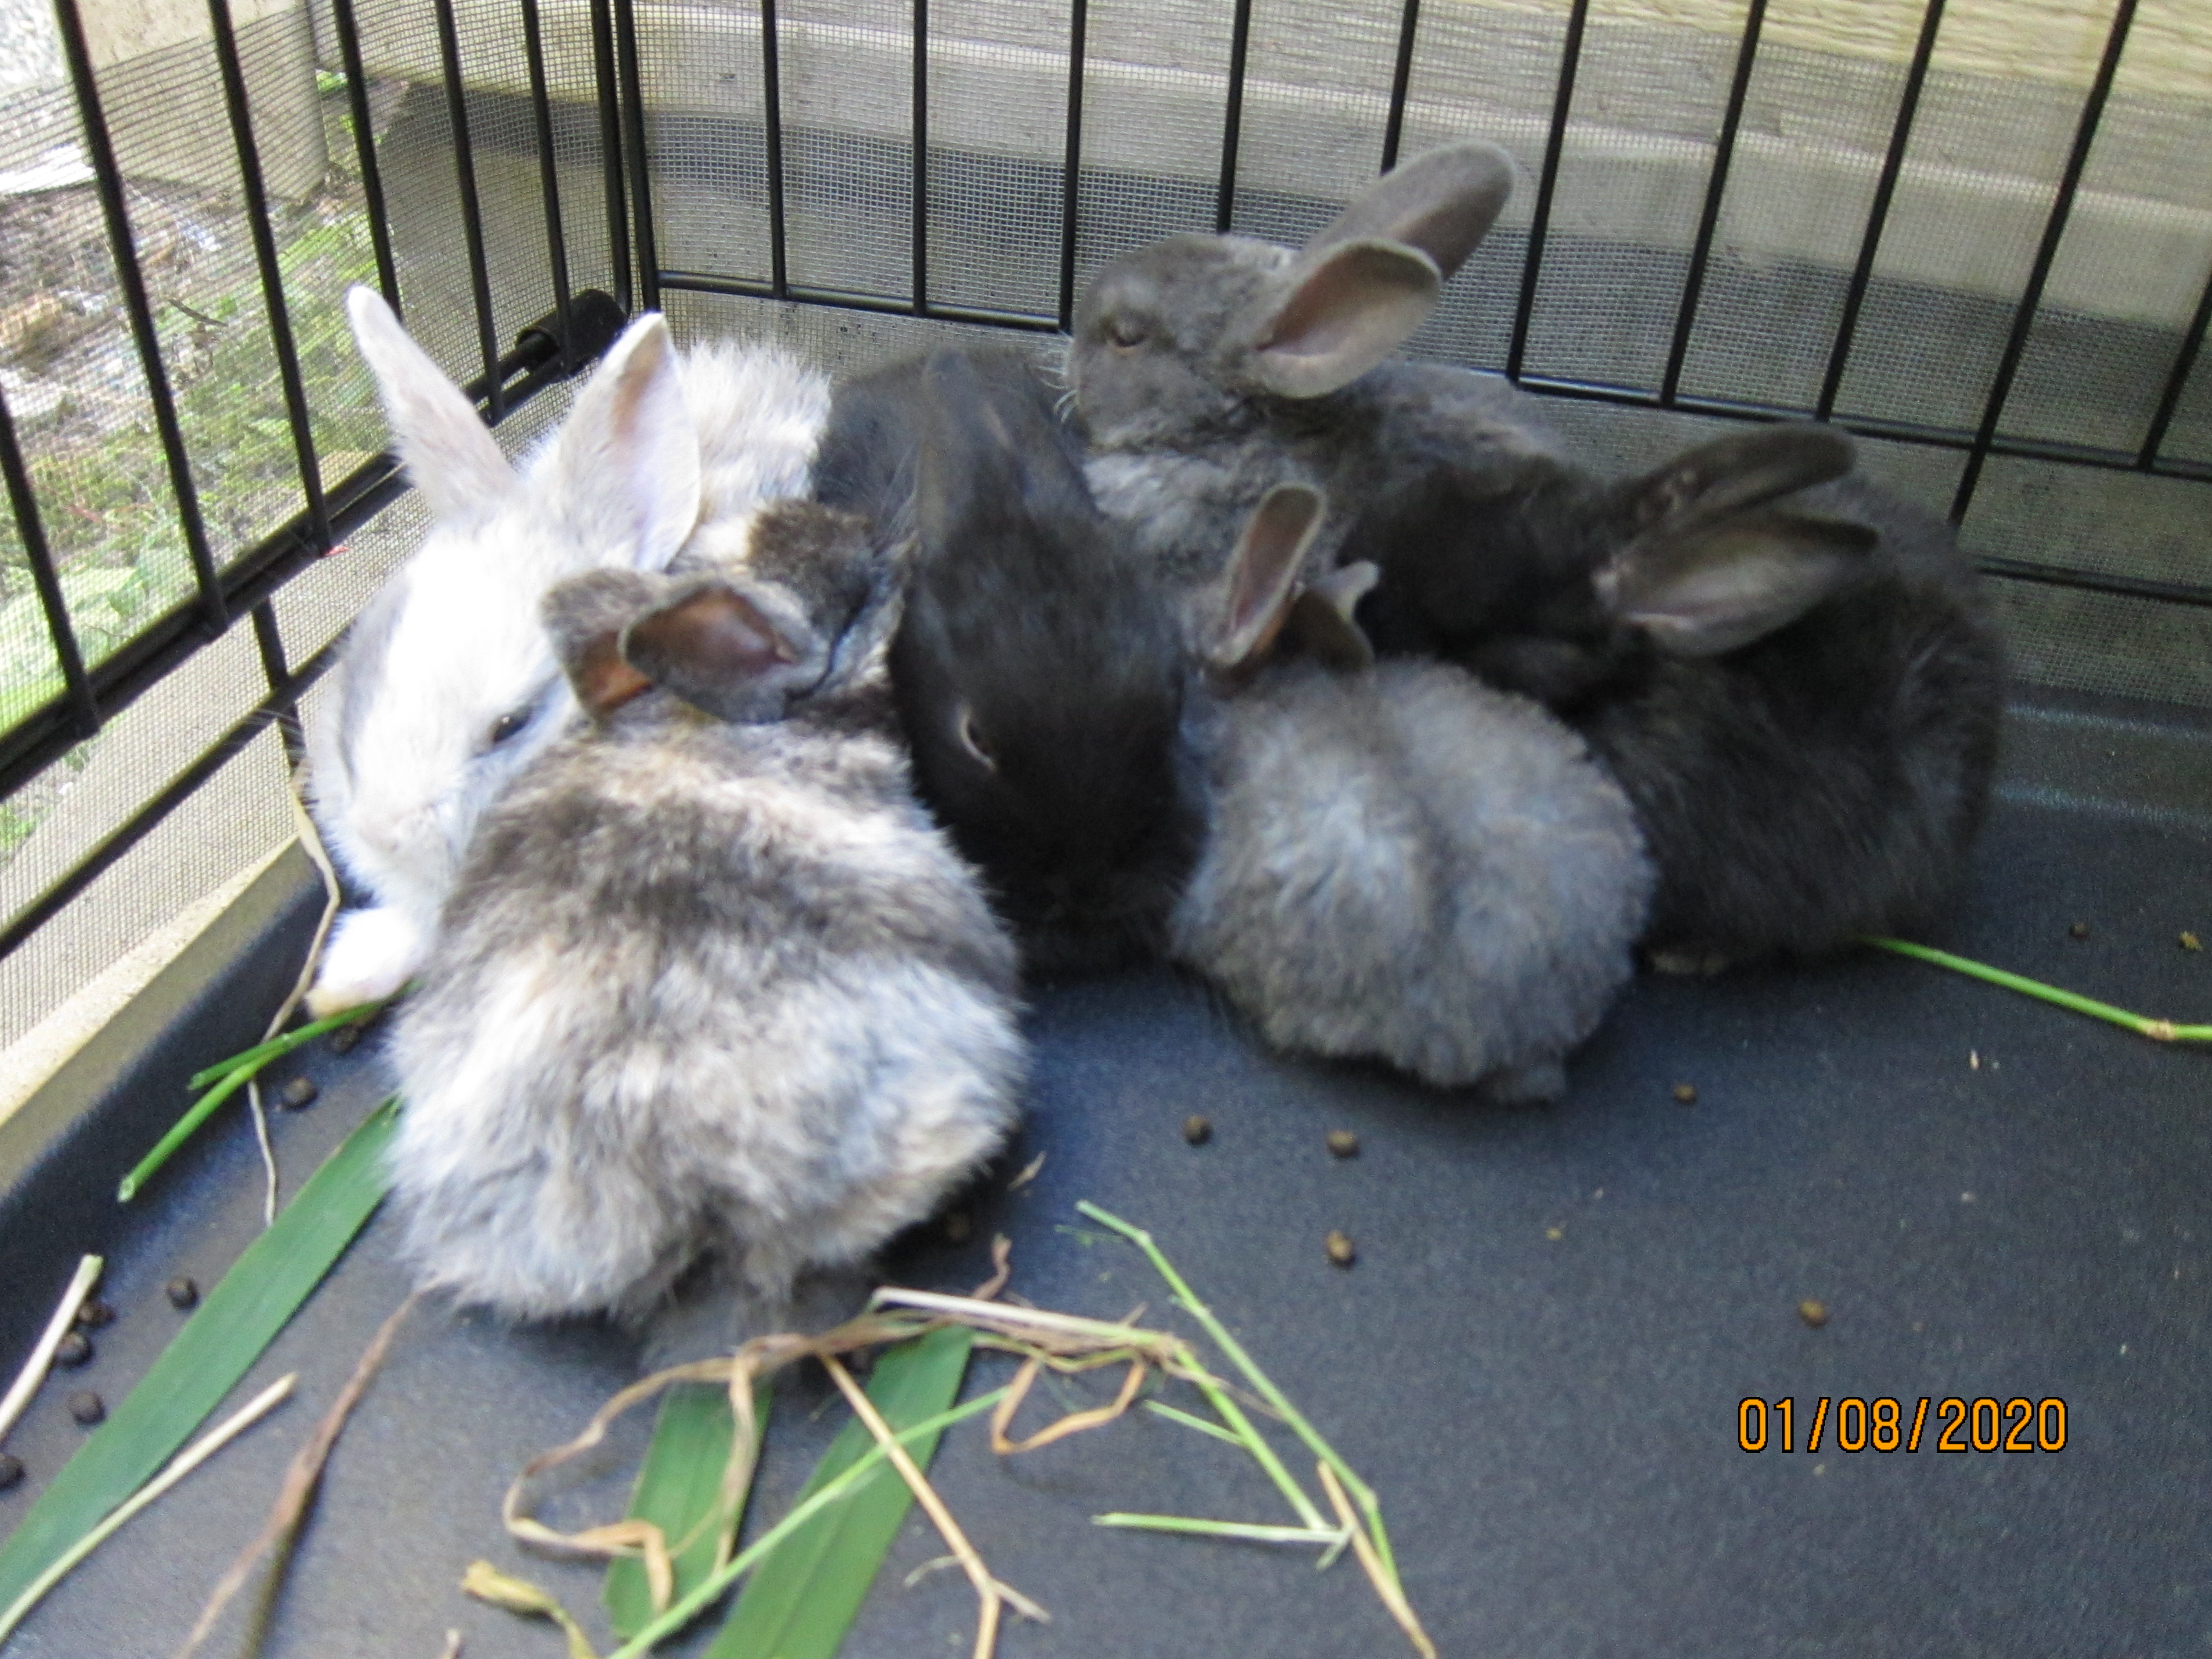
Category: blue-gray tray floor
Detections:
[{"x1": 1, "y1": 776, "x2": 2207, "y2": 1658}]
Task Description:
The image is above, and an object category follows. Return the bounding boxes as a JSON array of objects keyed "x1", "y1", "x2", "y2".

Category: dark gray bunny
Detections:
[
  {"x1": 385, "y1": 500, "x2": 1026, "y2": 1327},
  {"x1": 812, "y1": 344, "x2": 1199, "y2": 976},
  {"x1": 1066, "y1": 140, "x2": 1568, "y2": 640},
  {"x1": 1342, "y1": 424, "x2": 2006, "y2": 970},
  {"x1": 1170, "y1": 486, "x2": 1652, "y2": 1101}
]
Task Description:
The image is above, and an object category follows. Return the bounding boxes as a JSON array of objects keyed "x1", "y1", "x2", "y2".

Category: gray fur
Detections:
[
  {"x1": 1065, "y1": 144, "x2": 1569, "y2": 640},
  {"x1": 385, "y1": 507, "x2": 1025, "y2": 1326},
  {"x1": 1171, "y1": 655, "x2": 1652, "y2": 1099},
  {"x1": 1166, "y1": 488, "x2": 1651, "y2": 1101},
  {"x1": 1343, "y1": 429, "x2": 2006, "y2": 964}
]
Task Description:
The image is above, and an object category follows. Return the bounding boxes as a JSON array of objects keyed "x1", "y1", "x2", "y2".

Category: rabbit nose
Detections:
[{"x1": 360, "y1": 803, "x2": 435, "y2": 862}]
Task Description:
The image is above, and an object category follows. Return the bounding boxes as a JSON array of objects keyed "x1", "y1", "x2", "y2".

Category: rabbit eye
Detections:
[
  {"x1": 956, "y1": 707, "x2": 997, "y2": 771},
  {"x1": 486, "y1": 706, "x2": 533, "y2": 748},
  {"x1": 1107, "y1": 315, "x2": 1147, "y2": 349}
]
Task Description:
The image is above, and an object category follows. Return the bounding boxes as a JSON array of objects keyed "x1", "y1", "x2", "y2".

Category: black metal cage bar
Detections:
[
  {"x1": 1214, "y1": 0, "x2": 1254, "y2": 233},
  {"x1": 1948, "y1": 0, "x2": 2139, "y2": 521},
  {"x1": 612, "y1": 0, "x2": 661, "y2": 312},
  {"x1": 430, "y1": 0, "x2": 509, "y2": 419},
  {"x1": 207, "y1": 0, "x2": 333, "y2": 555},
  {"x1": 761, "y1": 0, "x2": 789, "y2": 300},
  {"x1": 329, "y1": 0, "x2": 404, "y2": 308},
  {"x1": 1379, "y1": 0, "x2": 1421, "y2": 173},
  {"x1": 2139, "y1": 258, "x2": 2212, "y2": 471},
  {"x1": 1056, "y1": 0, "x2": 1087, "y2": 330},
  {"x1": 518, "y1": 0, "x2": 578, "y2": 370},
  {"x1": 1660, "y1": 0, "x2": 1769, "y2": 406},
  {"x1": 588, "y1": 0, "x2": 635, "y2": 311},
  {"x1": 6, "y1": 0, "x2": 2212, "y2": 988},
  {"x1": 50, "y1": 0, "x2": 228, "y2": 635},
  {"x1": 0, "y1": 391, "x2": 99, "y2": 741},
  {"x1": 910, "y1": 0, "x2": 929, "y2": 314},
  {"x1": 1506, "y1": 0, "x2": 1588, "y2": 383},
  {"x1": 1815, "y1": 0, "x2": 1948, "y2": 420}
]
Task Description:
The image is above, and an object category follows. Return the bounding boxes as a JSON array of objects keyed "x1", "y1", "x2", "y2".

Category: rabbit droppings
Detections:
[
  {"x1": 1170, "y1": 486, "x2": 1653, "y2": 1101},
  {"x1": 386, "y1": 500, "x2": 1025, "y2": 1325},
  {"x1": 304, "y1": 290, "x2": 829, "y2": 1016}
]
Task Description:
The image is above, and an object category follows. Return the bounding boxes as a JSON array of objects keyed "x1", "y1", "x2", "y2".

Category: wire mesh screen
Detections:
[
  {"x1": 2, "y1": 0, "x2": 2210, "y2": 1057},
  {"x1": 626, "y1": 0, "x2": 2212, "y2": 697},
  {"x1": 0, "y1": 0, "x2": 618, "y2": 1054}
]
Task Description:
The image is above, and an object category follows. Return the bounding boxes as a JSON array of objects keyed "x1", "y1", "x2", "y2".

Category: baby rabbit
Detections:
[
  {"x1": 1065, "y1": 139, "x2": 1567, "y2": 638},
  {"x1": 303, "y1": 289, "x2": 829, "y2": 1015},
  {"x1": 385, "y1": 500, "x2": 1025, "y2": 1324},
  {"x1": 1342, "y1": 424, "x2": 2006, "y2": 968},
  {"x1": 1170, "y1": 485, "x2": 1652, "y2": 1101},
  {"x1": 812, "y1": 345, "x2": 1198, "y2": 975}
]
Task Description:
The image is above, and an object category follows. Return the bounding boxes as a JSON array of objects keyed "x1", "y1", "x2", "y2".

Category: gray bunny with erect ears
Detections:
[
  {"x1": 1065, "y1": 141, "x2": 1572, "y2": 644},
  {"x1": 384, "y1": 500, "x2": 1026, "y2": 1333},
  {"x1": 1169, "y1": 485, "x2": 1653, "y2": 1102}
]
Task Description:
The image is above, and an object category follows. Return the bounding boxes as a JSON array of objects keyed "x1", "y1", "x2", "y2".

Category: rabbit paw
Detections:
[
  {"x1": 1476, "y1": 1059, "x2": 1567, "y2": 1106},
  {"x1": 307, "y1": 905, "x2": 428, "y2": 1016}
]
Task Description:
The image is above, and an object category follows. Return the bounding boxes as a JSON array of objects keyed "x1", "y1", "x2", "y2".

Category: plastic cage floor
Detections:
[{"x1": 0, "y1": 688, "x2": 2207, "y2": 1659}]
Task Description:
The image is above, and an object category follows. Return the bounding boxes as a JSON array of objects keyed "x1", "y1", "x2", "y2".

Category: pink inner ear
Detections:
[
  {"x1": 1216, "y1": 485, "x2": 1324, "y2": 670},
  {"x1": 1253, "y1": 243, "x2": 1439, "y2": 398},
  {"x1": 625, "y1": 585, "x2": 797, "y2": 686},
  {"x1": 575, "y1": 634, "x2": 654, "y2": 719}
]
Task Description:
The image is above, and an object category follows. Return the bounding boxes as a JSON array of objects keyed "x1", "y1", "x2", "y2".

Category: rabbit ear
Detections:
[
  {"x1": 1282, "y1": 560, "x2": 1378, "y2": 671},
  {"x1": 1600, "y1": 511, "x2": 1880, "y2": 657},
  {"x1": 1245, "y1": 241, "x2": 1441, "y2": 399},
  {"x1": 1620, "y1": 424, "x2": 1857, "y2": 538},
  {"x1": 544, "y1": 569, "x2": 663, "y2": 719},
  {"x1": 1241, "y1": 142, "x2": 1515, "y2": 400},
  {"x1": 346, "y1": 285, "x2": 515, "y2": 520},
  {"x1": 621, "y1": 579, "x2": 802, "y2": 715},
  {"x1": 1302, "y1": 141, "x2": 1517, "y2": 282},
  {"x1": 1211, "y1": 484, "x2": 1327, "y2": 671},
  {"x1": 547, "y1": 313, "x2": 703, "y2": 569}
]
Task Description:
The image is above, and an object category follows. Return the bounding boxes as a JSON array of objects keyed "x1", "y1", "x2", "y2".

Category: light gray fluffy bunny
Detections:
[
  {"x1": 1066, "y1": 141, "x2": 1569, "y2": 642},
  {"x1": 384, "y1": 499, "x2": 1027, "y2": 1330},
  {"x1": 1170, "y1": 485, "x2": 1652, "y2": 1102}
]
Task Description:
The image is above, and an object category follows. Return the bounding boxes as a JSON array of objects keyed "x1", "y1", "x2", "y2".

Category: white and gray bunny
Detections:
[
  {"x1": 1170, "y1": 486, "x2": 1652, "y2": 1101},
  {"x1": 384, "y1": 500, "x2": 1025, "y2": 1325},
  {"x1": 303, "y1": 291, "x2": 830, "y2": 1016}
]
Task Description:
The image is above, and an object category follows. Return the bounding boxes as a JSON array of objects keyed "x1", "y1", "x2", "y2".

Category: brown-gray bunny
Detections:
[
  {"x1": 1065, "y1": 140, "x2": 1569, "y2": 642},
  {"x1": 1342, "y1": 424, "x2": 2006, "y2": 969},
  {"x1": 384, "y1": 500, "x2": 1027, "y2": 1327},
  {"x1": 1170, "y1": 486, "x2": 1653, "y2": 1101}
]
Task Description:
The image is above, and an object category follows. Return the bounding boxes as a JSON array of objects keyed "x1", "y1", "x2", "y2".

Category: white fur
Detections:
[{"x1": 302, "y1": 291, "x2": 831, "y2": 1014}]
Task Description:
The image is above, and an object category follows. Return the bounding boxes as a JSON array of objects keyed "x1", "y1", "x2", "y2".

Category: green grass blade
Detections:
[
  {"x1": 0, "y1": 1098, "x2": 399, "y2": 1614},
  {"x1": 608, "y1": 1389, "x2": 1008, "y2": 1659},
  {"x1": 705, "y1": 1326, "x2": 973, "y2": 1659},
  {"x1": 185, "y1": 997, "x2": 390, "y2": 1091},
  {"x1": 1862, "y1": 935, "x2": 2212, "y2": 1041},
  {"x1": 605, "y1": 1381, "x2": 766, "y2": 1639},
  {"x1": 117, "y1": 1067, "x2": 258, "y2": 1203}
]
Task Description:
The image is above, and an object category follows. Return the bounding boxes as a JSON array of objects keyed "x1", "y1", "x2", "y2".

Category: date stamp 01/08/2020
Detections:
[{"x1": 1738, "y1": 1396, "x2": 2068, "y2": 1454}]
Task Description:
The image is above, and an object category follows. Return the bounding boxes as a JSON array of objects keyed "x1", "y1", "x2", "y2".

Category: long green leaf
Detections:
[
  {"x1": 605, "y1": 1381, "x2": 763, "y2": 1639},
  {"x1": 0, "y1": 1097, "x2": 399, "y2": 1614},
  {"x1": 706, "y1": 1326, "x2": 973, "y2": 1659}
]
